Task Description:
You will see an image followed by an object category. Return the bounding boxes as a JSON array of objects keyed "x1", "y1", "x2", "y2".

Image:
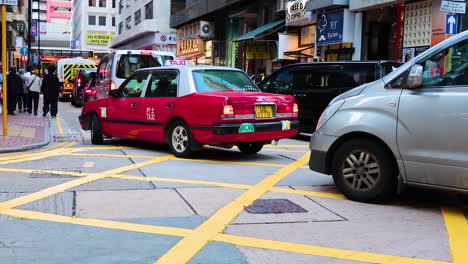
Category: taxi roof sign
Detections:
[{"x1": 166, "y1": 60, "x2": 187, "y2": 66}]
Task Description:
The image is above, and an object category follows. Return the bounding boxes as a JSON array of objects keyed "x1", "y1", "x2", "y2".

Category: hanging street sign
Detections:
[
  {"x1": 441, "y1": 0, "x2": 466, "y2": 14},
  {"x1": 0, "y1": 0, "x2": 18, "y2": 5}
]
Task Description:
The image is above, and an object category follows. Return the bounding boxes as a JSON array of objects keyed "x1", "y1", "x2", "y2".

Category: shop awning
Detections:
[
  {"x1": 283, "y1": 44, "x2": 315, "y2": 58},
  {"x1": 234, "y1": 20, "x2": 285, "y2": 42}
]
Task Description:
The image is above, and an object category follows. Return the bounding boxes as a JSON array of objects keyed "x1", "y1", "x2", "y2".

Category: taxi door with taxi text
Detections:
[{"x1": 137, "y1": 71, "x2": 179, "y2": 142}]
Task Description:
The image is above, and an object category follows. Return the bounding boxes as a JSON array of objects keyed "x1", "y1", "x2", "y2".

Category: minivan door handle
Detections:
[{"x1": 130, "y1": 103, "x2": 137, "y2": 108}]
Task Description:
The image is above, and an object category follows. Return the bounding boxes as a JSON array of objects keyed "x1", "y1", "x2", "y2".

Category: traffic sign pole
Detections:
[{"x1": 2, "y1": 4, "x2": 8, "y2": 136}]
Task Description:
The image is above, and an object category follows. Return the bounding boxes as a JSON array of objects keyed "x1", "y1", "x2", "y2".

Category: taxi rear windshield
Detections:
[
  {"x1": 193, "y1": 70, "x2": 259, "y2": 93},
  {"x1": 80, "y1": 69, "x2": 96, "y2": 81},
  {"x1": 116, "y1": 55, "x2": 160, "y2": 79}
]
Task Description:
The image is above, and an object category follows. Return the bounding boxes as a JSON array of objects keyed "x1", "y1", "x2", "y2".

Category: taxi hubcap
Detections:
[
  {"x1": 342, "y1": 150, "x2": 381, "y2": 191},
  {"x1": 172, "y1": 126, "x2": 188, "y2": 152}
]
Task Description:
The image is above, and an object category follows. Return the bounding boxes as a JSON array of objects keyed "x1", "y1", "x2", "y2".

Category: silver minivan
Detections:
[{"x1": 309, "y1": 30, "x2": 468, "y2": 203}]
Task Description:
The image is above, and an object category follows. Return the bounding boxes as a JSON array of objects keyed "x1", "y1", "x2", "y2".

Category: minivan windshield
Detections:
[
  {"x1": 116, "y1": 55, "x2": 160, "y2": 79},
  {"x1": 192, "y1": 70, "x2": 259, "y2": 93}
]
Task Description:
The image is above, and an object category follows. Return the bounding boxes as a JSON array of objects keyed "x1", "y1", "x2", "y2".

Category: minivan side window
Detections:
[
  {"x1": 271, "y1": 70, "x2": 293, "y2": 91},
  {"x1": 98, "y1": 60, "x2": 107, "y2": 80},
  {"x1": 419, "y1": 40, "x2": 468, "y2": 88}
]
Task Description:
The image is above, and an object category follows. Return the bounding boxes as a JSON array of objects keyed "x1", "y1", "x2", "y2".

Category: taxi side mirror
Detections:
[{"x1": 109, "y1": 89, "x2": 120, "y2": 98}]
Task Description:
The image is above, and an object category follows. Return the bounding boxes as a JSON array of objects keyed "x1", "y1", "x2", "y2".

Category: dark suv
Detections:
[
  {"x1": 71, "y1": 68, "x2": 97, "y2": 107},
  {"x1": 257, "y1": 61, "x2": 401, "y2": 133}
]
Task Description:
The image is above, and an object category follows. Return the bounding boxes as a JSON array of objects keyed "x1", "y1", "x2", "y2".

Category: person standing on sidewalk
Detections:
[
  {"x1": 6, "y1": 68, "x2": 22, "y2": 115},
  {"x1": 26, "y1": 70, "x2": 41, "y2": 115},
  {"x1": 41, "y1": 65, "x2": 60, "y2": 118},
  {"x1": 17, "y1": 69, "x2": 28, "y2": 113}
]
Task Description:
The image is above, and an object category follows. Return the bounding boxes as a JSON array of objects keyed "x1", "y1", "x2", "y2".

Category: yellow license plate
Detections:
[{"x1": 255, "y1": 105, "x2": 273, "y2": 118}]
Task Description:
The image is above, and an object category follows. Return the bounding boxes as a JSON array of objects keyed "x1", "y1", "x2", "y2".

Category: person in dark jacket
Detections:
[
  {"x1": 6, "y1": 68, "x2": 23, "y2": 115},
  {"x1": 41, "y1": 65, "x2": 60, "y2": 118}
]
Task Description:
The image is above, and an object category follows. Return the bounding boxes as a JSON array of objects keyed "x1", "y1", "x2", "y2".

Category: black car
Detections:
[
  {"x1": 71, "y1": 68, "x2": 97, "y2": 107},
  {"x1": 257, "y1": 61, "x2": 402, "y2": 133}
]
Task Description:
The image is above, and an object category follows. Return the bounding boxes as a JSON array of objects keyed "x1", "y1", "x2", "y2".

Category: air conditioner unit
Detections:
[{"x1": 199, "y1": 21, "x2": 214, "y2": 39}]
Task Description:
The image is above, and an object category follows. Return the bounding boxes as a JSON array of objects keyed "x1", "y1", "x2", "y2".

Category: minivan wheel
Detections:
[
  {"x1": 331, "y1": 138, "x2": 398, "y2": 203},
  {"x1": 237, "y1": 142, "x2": 264, "y2": 154},
  {"x1": 91, "y1": 114, "x2": 104, "y2": 145},
  {"x1": 168, "y1": 121, "x2": 194, "y2": 158}
]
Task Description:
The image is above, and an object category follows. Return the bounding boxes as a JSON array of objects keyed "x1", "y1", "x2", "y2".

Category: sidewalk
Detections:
[{"x1": 0, "y1": 111, "x2": 50, "y2": 153}]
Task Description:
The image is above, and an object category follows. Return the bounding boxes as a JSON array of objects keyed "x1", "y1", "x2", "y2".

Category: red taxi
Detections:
[{"x1": 79, "y1": 66, "x2": 299, "y2": 158}]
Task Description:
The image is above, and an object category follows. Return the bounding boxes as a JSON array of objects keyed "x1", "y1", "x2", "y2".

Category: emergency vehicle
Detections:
[{"x1": 56, "y1": 57, "x2": 97, "y2": 100}]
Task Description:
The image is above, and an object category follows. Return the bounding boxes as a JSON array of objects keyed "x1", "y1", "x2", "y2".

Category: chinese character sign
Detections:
[
  {"x1": 86, "y1": 33, "x2": 116, "y2": 46},
  {"x1": 316, "y1": 9, "x2": 344, "y2": 45},
  {"x1": 146, "y1": 107, "x2": 155, "y2": 121}
]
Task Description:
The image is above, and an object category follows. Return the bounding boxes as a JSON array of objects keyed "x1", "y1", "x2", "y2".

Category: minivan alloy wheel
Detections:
[
  {"x1": 172, "y1": 126, "x2": 188, "y2": 153},
  {"x1": 342, "y1": 150, "x2": 380, "y2": 191}
]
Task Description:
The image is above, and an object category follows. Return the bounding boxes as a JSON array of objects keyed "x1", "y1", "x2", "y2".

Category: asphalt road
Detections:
[{"x1": 0, "y1": 100, "x2": 466, "y2": 264}]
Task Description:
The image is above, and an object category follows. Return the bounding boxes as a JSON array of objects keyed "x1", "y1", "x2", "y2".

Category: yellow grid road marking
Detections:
[
  {"x1": 442, "y1": 207, "x2": 468, "y2": 264},
  {"x1": 3, "y1": 209, "x2": 192, "y2": 237},
  {"x1": 55, "y1": 115, "x2": 65, "y2": 136},
  {"x1": 0, "y1": 156, "x2": 172, "y2": 212},
  {"x1": 173, "y1": 157, "x2": 287, "y2": 168},
  {"x1": 215, "y1": 233, "x2": 450, "y2": 264},
  {"x1": 67, "y1": 153, "x2": 158, "y2": 159},
  {"x1": 155, "y1": 153, "x2": 311, "y2": 264},
  {"x1": 0, "y1": 142, "x2": 74, "y2": 161},
  {"x1": 0, "y1": 148, "x2": 76, "y2": 165},
  {"x1": 67, "y1": 146, "x2": 131, "y2": 152}
]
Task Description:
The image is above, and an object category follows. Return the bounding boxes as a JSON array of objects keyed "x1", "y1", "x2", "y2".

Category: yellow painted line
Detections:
[
  {"x1": 0, "y1": 142, "x2": 71, "y2": 161},
  {"x1": 66, "y1": 153, "x2": 158, "y2": 159},
  {"x1": 55, "y1": 115, "x2": 65, "y2": 136},
  {"x1": 0, "y1": 167, "x2": 85, "y2": 177},
  {"x1": 155, "y1": 153, "x2": 310, "y2": 264},
  {"x1": 0, "y1": 156, "x2": 172, "y2": 212},
  {"x1": 83, "y1": 162, "x2": 95, "y2": 168},
  {"x1": 173, "y1": 157, "x2": 286, "y2": 168},
  {"x1": 300, "y1": 165, "x2": 309, "y2": 169},
  {"x1": 442, "y1": 207, "x2": 468, "y2": 264},
  {"x1": 270, "y1": 187, "x2": 345, "y2": 199},
  {"x1": 67, "y1": 146, "x2": 130, "y2": 153},
  {"x1": 215, "y1": 234, "x2": 450, "y2": 264},
  {"x1": 0, "y1": 148, "x2": 74, "y2": 165},
  {"x1": 3, "y1": 209, "x2": 191, "y2": 237},
  {"x1": 112, "y1": 174, "x2": 253, "y2": 190}
]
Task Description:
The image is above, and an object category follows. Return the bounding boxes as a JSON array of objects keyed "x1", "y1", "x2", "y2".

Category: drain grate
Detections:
[
  {"x1": 245, "y1": 199, "x2": 308, "y2": 214},
  {"x1": 30, "y1": 170, "x2": 82, "y2": 178},
  {"x1": 53, "y1": 132, "x2": 84, "y2": 142}
]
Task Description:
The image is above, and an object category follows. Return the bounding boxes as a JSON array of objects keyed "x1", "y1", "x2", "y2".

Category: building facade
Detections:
[
  {"x1": 71, "y1": 0, "x2": 116, "y2": 57},
  {"x1": 109, "y1": 0, "x2": 176, "y2": 53}
]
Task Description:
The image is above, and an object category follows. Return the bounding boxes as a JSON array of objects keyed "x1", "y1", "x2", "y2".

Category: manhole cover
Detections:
[{"x1": 245, "y1": 199, "x2": 308, "y2": 214}]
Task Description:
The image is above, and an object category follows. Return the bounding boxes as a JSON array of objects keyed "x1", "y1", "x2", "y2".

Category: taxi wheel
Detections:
[
  {"x1": 237, "y1": 142, "x2": 264, "y2": 154},
  {"x1": 91, "y1": 114, "x2": 104, "y2": 145},
  {"x1": 168, "y1": 121, "x2": 194, "y2": 158},
  {"x1": 331, "y1": 138, "x2": 398, "y2": 203}
]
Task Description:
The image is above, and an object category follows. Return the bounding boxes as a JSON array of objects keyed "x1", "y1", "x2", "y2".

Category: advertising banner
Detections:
[{"x1": 86, "y1": 33, "x2": 115, "y2": 46}]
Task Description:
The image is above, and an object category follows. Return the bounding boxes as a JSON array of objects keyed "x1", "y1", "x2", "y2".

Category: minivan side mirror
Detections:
[{"x1": 406, "y1": 64, "x2": 423, "y2": 89}]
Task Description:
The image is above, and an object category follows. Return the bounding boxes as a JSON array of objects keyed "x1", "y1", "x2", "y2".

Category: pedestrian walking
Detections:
[
  {"x1": 26, "y1": 70, "x2": 41, "y2": 115},
  {"x1": 22, "y1": 67, "x2": 32, "y2": 112},
  {"x1": 41, "y1": 65, "x2": 60, "y2": 118},
  {"x1": 6, "y1": 68, "x2": 23, "y2": 115},
  {"x1": 17, "y1": 69, "x2": 28, "y2": 113}
]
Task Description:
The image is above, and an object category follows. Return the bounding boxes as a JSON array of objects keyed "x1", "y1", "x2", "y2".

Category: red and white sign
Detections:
[{"x1": 155, "y1": 33, "x2": 177, "y2": 45}]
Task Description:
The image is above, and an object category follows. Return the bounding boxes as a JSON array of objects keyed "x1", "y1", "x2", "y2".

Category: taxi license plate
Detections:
[{"x1": 255, "y1": 105, "x2": 273, "y2": 118}]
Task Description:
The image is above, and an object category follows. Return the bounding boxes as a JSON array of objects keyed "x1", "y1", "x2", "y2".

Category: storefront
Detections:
[
  {"x1": 176, "y1": 38, "x2": 205, "y2": 65},
  {"x1": 279, "y1": 0, "x2": 316, "y2": 62},
  {"x1": 315, "y1": 9, "x2": 356, "y2": 61}
]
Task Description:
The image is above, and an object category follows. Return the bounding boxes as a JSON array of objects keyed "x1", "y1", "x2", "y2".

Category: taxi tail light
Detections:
[
  {"x1": 84, "y1": 89, "x2": 97, "y2": 96},
  {"x1": 221, "y1": 100, "x2": 235, "y2": 119},
  {"x1": 293, "y1": 103, "x2": 299, "y2": 116},
  {"x1": 77, "y1": 78, "x2": 81, "y2": 86},
  {"x1": 110, "y1": 81, "x2": 117, "y2": 90}
]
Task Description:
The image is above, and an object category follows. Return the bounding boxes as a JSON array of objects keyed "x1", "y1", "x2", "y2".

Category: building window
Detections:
[
  {"x1": 112, "y1": 0, "x2": 115, "y2": 8},
  {"x1": 145, "y1": 1, "x2": 153, "y2": 19},
  {"x1": 98, "y1": 0, "x2": 106, "y2": 7},
  {"x1": 134, "y1": 9, "x2": 141, "y2": 25},
  {"x1": 88, "y1": 15, "x2": 96, "y2": 25},
  {"x1": 112, "y1": 17, "x2": 115, "y2": 26},
  {"x1": 118, "y1": 21, "x2": 123, "y2": 34},
  {"x1": 99, "y1": 16, "x2": 106, "y2": 26},
  {"x1": 126, "y1": 16, "x2": 131, "y2": 29},
  {"x1": 88, "y1": 0, "x2": 95, "y2": 6},
  {"x1": 118, "y1": 0, "x2": 123, "y2": 14}
]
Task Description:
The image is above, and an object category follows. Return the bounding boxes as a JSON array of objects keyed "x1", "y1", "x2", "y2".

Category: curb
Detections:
[{"x1": 0, "y1": 119, "x2": 51, "y2": 154}]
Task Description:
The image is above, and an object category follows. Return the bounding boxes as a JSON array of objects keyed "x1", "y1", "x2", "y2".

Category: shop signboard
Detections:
[
  {"x1": 245, "y1": 45, "x2": 274, "y2": 60},
  {"x1": 440, "y1": 0, "x2": 466, "y2": 14},
  {"x1": 154, "y1": 33, "x2": 177, "y2": 45},
  {"x1": 86, "y1": 33, "x2": 115, "y2": 46},
  {"x1": 316, "y1": 9, "x2": 344, "y2": 45},
  {"x1": 286, "y1": 0, "x2": 312, "y2": 26},
  {"x1": 0, "y1": 0, "x2": 17, "y2": 5}
]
